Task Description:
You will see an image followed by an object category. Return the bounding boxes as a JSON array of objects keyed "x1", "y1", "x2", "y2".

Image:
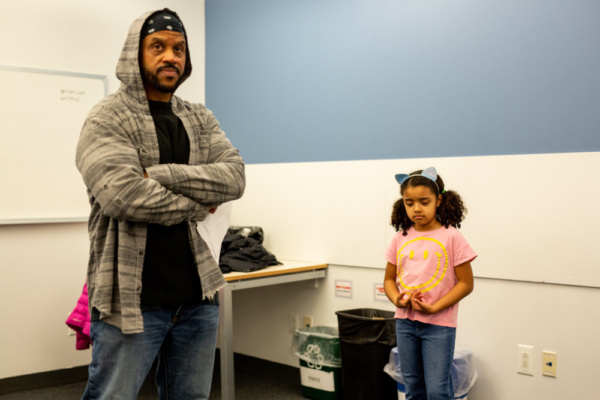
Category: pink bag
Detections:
[{"x1": 65, "y1": 283, "x2": 91, "y2": 350}]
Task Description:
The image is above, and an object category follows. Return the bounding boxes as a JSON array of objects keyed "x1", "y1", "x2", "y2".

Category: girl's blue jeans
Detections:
[
  {"x1": 82, "y1": 301, "x2": 219, "y2": 400},
  {"x1": 396, "y1": 318, "x2": 456, "y2": 400}
]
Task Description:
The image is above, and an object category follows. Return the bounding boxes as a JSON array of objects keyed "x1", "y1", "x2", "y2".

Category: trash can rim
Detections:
[
  {"x1": 297, "y1": 355, "x2": 342, "y2": 368},
  {"x1": 335, "y1": 309, "x2": 396, "y2": 321},
  {"x1": 295, "y1": 332, "x2": 339, "y2": 340}
]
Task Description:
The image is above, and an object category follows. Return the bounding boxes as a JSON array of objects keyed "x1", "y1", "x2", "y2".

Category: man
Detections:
[{"x1": 76, "y1": 9, "x2": 245, "y2": 400}]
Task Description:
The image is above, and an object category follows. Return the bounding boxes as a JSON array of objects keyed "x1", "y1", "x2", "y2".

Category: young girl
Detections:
[{"x1": 384, "y1": 167, "x2": 476, "y2": 400}]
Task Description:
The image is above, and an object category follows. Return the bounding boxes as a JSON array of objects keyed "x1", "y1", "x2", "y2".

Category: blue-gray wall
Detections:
[{"x1": 206, "y1": 0, "x2": 600, "y2": 164}]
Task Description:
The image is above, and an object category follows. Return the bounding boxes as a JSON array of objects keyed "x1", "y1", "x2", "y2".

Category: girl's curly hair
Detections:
[{"x1": 391, "y1": 170, "x2": 467, "y2": 235}]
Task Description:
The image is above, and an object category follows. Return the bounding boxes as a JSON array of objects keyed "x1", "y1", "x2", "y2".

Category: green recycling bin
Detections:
[{"x1": 292, "y1": 326, "x2": 343, "y2": 400}]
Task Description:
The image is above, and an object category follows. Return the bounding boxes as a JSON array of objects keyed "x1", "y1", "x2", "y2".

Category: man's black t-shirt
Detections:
[{"x1": 140, "y1": 100, "x2": 202, "y2": 305}]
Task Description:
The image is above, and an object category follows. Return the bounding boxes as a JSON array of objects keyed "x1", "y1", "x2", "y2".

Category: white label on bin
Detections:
[{"x1": 300, "y1": 366, "x2": 335, "y2": 392}]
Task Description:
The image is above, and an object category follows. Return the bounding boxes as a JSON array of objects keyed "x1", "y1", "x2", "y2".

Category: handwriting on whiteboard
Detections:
[{"x1": 60, "y1": 88, "x2": 86, "y2": 102}]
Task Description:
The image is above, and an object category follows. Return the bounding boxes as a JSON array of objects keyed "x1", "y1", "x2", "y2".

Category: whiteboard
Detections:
[{"x1": 0, "y1": 66, "x2": 107, "y2": 224}]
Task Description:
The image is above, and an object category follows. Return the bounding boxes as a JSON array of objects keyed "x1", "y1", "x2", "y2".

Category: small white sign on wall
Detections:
[
  {"x1": 335, "y1": 280, "x2": 352, "y2": 298},
  {"x1": 374, "y1": 283, "x2": 388, "y2": 302}
]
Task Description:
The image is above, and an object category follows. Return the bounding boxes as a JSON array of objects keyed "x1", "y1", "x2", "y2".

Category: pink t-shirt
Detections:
[{"x1": 385, "y1": 226, "x2": 476, "y2": 328}]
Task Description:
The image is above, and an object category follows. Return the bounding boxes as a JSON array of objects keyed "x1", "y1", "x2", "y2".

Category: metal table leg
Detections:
[{"x1": 218, "y1": 285, "x2": 235, "y2": 400}]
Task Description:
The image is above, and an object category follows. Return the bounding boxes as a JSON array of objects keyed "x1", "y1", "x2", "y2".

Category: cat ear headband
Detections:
[{"x1": 395, "y1": 167, "x2": 442, "y2": 193}]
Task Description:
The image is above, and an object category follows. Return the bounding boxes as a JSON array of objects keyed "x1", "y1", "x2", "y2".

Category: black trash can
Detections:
[{"x1": 335, "y1": 309, "x2": 397, "y2": 400}]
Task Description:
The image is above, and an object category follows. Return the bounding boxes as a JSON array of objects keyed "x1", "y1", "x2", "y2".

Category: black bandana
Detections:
[{"x1": 141, "y1": 11, "x2": 186, "y2": 40}]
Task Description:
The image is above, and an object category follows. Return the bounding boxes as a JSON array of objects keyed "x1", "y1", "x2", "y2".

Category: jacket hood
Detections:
[{"x1": 116, "y1": 9, "x2": 193, "y2": 100}]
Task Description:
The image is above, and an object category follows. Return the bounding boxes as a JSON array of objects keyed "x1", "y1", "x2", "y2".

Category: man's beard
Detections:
[{"x1": 142, "y1": 63, "x2": 183, "y2": 93}]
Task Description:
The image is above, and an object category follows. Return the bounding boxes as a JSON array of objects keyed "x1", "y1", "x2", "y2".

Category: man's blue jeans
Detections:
[
  {"x1": 396, "y1": 318, "x2": 456, "y2": 400},
  {"x1": 82, "y1": 301, "x2": 219, "y2": 400}
]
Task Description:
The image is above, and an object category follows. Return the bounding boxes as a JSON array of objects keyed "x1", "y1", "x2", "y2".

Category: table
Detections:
[{"x1": 218, "y1": 261, "x2": 328, "y2": 400}]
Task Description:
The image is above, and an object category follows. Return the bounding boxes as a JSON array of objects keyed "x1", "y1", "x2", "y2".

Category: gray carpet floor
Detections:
[{"x1": 0, "y1": 353, "x2": 307, "y2": 400}]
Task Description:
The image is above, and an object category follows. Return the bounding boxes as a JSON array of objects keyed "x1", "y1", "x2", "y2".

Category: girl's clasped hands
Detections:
[{"x1": 395, "y1": 290, "x2": 437, "y2": 314}]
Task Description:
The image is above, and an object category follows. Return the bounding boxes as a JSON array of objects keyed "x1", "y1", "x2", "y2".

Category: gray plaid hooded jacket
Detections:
[{"x1": 76, "y1": 9, "x2": 245, "y2": 334}]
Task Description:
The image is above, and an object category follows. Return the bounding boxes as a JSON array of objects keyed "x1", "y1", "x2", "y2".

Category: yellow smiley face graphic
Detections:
[{"x1": 396, "y1": 237, "x2": 448, "y2": 293}]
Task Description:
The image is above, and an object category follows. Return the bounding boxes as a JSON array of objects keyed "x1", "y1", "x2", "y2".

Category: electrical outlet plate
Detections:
[
  {"x1": 303, "y1": 315, "x2": 313, "y2": 328},
  {"x1": 542, "y1": 350, "x2": 557, "y2": 377},
  {"x1": 517, "y1": 344, "x2": 534, "y2": 376}
]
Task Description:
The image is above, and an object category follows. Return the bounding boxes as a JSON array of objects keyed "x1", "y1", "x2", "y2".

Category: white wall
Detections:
[
  {"x1": 227, "y1": 159, "x2": 600, "y2": 400},
  {"x1": 226, "y1": 266, "x2": 600, "y2": 400},
  {"x1": 0, "y1": 0, "x2": 205, "y2": 379},
  {"x1": 229, "y1": 153, "x2": 600, "y2": 287}
]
